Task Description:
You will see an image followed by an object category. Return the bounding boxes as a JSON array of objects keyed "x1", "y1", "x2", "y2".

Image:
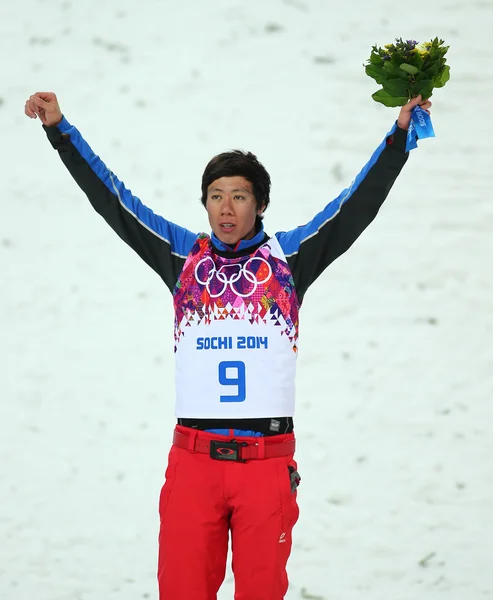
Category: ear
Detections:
[{"x1": 257, "y1": 203, "x2": 266, "y2": 216}]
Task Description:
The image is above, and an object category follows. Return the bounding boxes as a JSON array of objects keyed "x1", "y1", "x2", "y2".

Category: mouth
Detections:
[{"x1": 219, "y1": 223, "x2": 236, "y2": 233}]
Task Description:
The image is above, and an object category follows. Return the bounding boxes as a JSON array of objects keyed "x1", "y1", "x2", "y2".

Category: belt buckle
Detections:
[{"x1": 210, "y1": 440, "x2": 247, "y2": 462}]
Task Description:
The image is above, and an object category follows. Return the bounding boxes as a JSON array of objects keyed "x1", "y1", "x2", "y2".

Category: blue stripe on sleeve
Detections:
[
  {"x1": 58, "y1": 117, "x2": 197, "y2": 258},
  {"x1": 275, "y1": 123, "x2": 397, "y2": 257}
]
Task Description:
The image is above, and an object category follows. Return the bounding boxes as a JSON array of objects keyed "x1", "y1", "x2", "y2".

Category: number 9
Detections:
[{"x1": 218, "y1": 361, "x2": 246, "y2": 403}]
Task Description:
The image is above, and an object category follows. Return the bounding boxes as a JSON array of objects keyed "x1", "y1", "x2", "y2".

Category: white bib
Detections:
[{"x1": 173, "y1": 235, "x2": 300, "y2": 418}]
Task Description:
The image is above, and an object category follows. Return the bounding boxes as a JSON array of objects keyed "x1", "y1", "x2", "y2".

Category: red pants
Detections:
[{"x1": 158, "y1": 426, "x2": 299, "y2": 600}]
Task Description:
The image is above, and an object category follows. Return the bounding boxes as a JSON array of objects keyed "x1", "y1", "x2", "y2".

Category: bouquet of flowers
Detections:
[
  {"x1": 365, "y1": 37, "x2": 450, "y2": 107},
  {"x1": 365, "y1": 38, "x2": 450, "y2": 150}
]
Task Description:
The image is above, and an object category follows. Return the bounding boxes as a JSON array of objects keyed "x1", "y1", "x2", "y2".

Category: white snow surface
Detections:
[{"x1": 1, "y1": 0, "x2": 493, "y2": 598}]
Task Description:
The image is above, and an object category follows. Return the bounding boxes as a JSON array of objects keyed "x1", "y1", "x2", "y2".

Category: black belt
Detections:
[{"x1": 177, "y1": 417, "x2": 294, "y2": 436}]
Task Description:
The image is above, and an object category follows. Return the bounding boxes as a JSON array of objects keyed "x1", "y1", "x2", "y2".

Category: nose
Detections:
[{"x1": 220, "y1": 196, "x2": 234, "y2": 215}]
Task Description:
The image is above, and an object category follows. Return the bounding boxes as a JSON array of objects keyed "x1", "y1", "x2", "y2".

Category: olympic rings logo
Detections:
[{"x1": 194, "y1": 257, "x2": 272, "y2": 298}]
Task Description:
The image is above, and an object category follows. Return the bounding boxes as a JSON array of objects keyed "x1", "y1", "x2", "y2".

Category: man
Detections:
[{"x1": 25, "y1": 91, "x2": 431, "y2": 600}]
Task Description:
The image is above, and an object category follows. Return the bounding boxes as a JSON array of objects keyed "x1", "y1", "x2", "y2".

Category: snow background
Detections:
[{"x1": 1, "y1": 0, "x2": 492, "y2": 598}]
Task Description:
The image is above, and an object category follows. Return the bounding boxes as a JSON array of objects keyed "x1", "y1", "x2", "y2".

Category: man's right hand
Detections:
[{"x1": 25, "y1": 92, "x2": 63, "y2": 127}]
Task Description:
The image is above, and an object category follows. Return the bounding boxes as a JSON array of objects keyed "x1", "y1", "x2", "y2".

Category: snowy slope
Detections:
[{"x1": 1, "y1": 0, "x2": 492, "y2": 598}]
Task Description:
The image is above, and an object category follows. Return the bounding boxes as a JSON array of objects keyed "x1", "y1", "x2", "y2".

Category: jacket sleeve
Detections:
[
  {"x1": 275, "y1": 124, "x2": 409, "y2": 303},
  {"x1": 43, "y1": 117, "x2": 197, "y2": 292}
]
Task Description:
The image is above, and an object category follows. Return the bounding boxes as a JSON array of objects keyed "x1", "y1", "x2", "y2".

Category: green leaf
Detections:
[
  {"x1": 365, "y1": 64, "x2": 386, "y2": 84},
  {"x1": 433, "y1": 65, "x2": 450, "y2": 88},
  {"x1": 399, "y1": 63, "x2": 419, "y2": 75},
  {"x1": 382, "y1": 78, "x2": 409, "y2": 97},
  {"x1": 369, "y1": 51, "x2": 384, "y2": 66},
  {"x1": 410, "y1": 79, "x2": 434, "y2": 99},
  {"x1": 390, "y1": 52, "x2": 403, "y2": 67},
  {"x1": 395, "y1": 69, "x2": 411, "y2": 80},
  {"x1": 423, "y1": 60, "x2": 440, "y2": 77},
  {"x1": 371, "y1": 89, "x2": 409, "y2": 107},
  {"x1": 416, "y1": 70, "x2": 431, "y2": 82},
  {"x1": 383, "y1": 61, "x2": 409, "y2": 80},
  {"x1": 406, "y1": 53, "x2": 424, "y2": 70}
]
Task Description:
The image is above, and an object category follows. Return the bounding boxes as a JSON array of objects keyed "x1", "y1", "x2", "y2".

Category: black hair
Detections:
[{"x1": 200, "y1": 150, "x2": 271, "y2": 217}]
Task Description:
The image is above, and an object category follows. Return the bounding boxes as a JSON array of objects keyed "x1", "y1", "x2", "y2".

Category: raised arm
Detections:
[
  {"x1": 25, "y1": 92, "x2": 197, "y2": 292},
  {"x1": 276, "y1": 96, "x2": 431, "y2": 303}
]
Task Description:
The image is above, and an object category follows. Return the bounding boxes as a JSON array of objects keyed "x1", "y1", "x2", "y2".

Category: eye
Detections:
[
  {"x1": 233, "y1": 195, "x2": 246, "y2": 201},
  {"x1": 210, "y1": 194, "x2": 221, "y2": 200}
]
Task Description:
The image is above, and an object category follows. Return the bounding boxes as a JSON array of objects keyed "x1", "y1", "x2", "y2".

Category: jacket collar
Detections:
[{"x1": 211, "y1": 222, "x2": 266, "y2": 253}]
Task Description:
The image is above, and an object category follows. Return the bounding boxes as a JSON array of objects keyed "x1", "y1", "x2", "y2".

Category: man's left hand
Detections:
[{"x1": 397, "y1": 95, "x2": 432, "y2": 131}]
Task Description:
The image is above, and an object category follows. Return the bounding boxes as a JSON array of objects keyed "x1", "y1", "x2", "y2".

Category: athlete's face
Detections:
[{"x1": 206, "y1": 176, "x2": 265, "y2": 245}]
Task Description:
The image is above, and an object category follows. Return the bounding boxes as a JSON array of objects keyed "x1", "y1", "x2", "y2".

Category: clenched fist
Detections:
[
  {"x1": 25, "y1": 92, "x2": 63, "y2": 127},
  {"x1": 397, "y1": 94, "x2": 432, "y2": 131}
]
